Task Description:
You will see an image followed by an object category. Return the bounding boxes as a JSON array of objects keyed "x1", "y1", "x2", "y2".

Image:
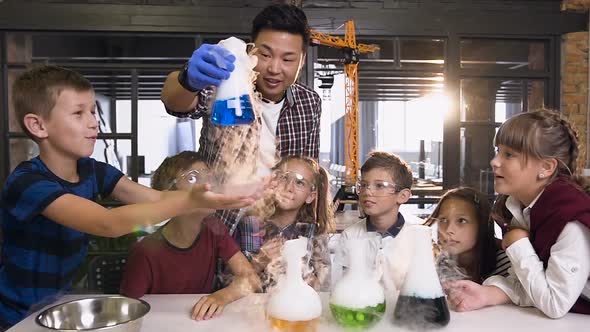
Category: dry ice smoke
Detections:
[
  {"x1": 257, "y1": 235, "x2": 331, "y2": 293},
  {"x1": 393, "y1": 225, "x2": 451, "y2": 330},
  {"x1": 199, "y1": 37, "x2": 272, "y2": 195},
  {"x1": 435, "y1": 248, "x2": 470, "y2": 284},
  {"x1": 197, "y1": 36, "x2": 282, "y2": 238},
  {"x1": 266, "y1": 238, "x2": 322, "y2": 322}
]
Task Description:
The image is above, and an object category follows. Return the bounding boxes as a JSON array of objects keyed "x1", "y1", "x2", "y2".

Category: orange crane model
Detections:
[{"x1": 310, "y1": 21, "x2": 379, "y2": 184}]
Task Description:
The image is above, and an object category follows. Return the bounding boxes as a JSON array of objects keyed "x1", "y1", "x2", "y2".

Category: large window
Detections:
[
  {"x1": 377, "y1": 92, "x2": 447, "y2": 180},
  {"x1": 315, "y1": 37, "x2": 446, "y2": 183},
  {"x1": 314, "y1": 35, "x2": 558, "y2": 193},
  {"x1": 458, "y1": 38, "x2": 552, "y2": 194}
]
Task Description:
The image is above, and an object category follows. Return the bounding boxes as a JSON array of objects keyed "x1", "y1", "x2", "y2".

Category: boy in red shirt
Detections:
[{"x1": 120, "y1": 151, "x2": 260, "y2": 320}]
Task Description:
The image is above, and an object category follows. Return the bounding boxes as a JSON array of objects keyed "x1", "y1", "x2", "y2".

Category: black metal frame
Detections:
[
  {"x1": 0, "y1": 32, "x2": 7, "y2": 188},
  {"x1": 443, "y1": 34, "x2": 461, "y2": 188},
  {"x1": 442, "y1": 33, "x2": 561, "y2": 189},
  {"x1": 0, "y1": 2, "x2": 585, "y2": 36}
]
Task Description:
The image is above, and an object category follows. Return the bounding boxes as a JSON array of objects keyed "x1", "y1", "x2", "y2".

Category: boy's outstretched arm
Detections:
[
  {"x1": 109, "y1": 176, "x2": 165, "y2": 204},
  {"x1": 42, "y1": 183, "x2": 255, "y2": 238},
  {"x1": 191, "y1": 252, "x2": 261, "y2": 321}
]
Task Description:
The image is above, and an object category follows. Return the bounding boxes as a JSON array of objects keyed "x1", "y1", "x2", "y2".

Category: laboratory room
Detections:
[{"x1": 0, "y1": 0, "x2": 589, "y2": 331}]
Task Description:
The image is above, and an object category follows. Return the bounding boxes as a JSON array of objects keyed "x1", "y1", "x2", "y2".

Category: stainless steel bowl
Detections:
[{"x1": 35, "y1": 296, "x2": 150, "y2": 331}]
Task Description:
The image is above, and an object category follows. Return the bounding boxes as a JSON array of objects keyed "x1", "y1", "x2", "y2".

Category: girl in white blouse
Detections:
[{"x1": 445, "y1": 109, "x2": 590, "y2": 318}]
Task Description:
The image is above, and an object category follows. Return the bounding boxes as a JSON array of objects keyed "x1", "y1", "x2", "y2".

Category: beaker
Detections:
[{"x1": 210, "y1": 37, "x2": 257, "y2": 126}]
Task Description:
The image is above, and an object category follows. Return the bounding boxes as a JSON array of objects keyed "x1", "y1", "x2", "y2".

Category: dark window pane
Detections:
[
  {"x1": 400, "y1": 38, "x2": 445, "y2": 70},
  {"x1": 358, "y1": 39, "x2": 394, "y2": 60},
  {"x1": 32, "y1": 34, "x2": 196, "y2": 61},
  {"x1": 8, "y1": 68, "x2": 26, "y2": 133},
  {"x1": 461, "y1": 39, "x2": 546, "y2": 71},
  {"x1": 459, "y1": 78, "x2": 545, "y2": 192},
  {"x1": 460, "y1": 79, "x2": 545, "y2": 122},
  {"x1": 6, "y1": 32, "x2": 32, "y2": 64}
]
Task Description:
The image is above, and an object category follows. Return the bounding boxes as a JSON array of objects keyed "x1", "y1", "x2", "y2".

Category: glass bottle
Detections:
[
  {"x1": 210, "y1": 36, "x2": 256, "y2": 126},
  {"x1": 266, "y1": 237, "x2": 322, "y2": 332},
  {"x1": 393, "y1": 225, "x2": 450, "y2": 328},
  {"x1": 330, "y1": 234, "x2": 385, "y2": 328}
]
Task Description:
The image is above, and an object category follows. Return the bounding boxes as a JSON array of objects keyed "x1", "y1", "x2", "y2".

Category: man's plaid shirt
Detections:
[{"x1": 165, "y1": 82, "x2": 322, "y2": 236}]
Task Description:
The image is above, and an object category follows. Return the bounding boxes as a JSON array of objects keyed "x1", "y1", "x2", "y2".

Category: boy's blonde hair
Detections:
[
  {"x1": 11, "y1": 65, "x2": 93, "y2": 140},
  {"x1": 151, "y1": 151, "x2": 207, "y2": 191},
  {"x1": 360, "y1": 151, "x2": 413, "y2": 190}
]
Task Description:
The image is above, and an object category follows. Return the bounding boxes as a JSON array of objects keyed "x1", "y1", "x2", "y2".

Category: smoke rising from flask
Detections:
[{"x1": 393, "y1": 225, "x2": 450, "y2": 329}]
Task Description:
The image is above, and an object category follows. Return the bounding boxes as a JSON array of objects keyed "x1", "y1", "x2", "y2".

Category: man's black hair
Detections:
[{"x1": 251, "y1": 4, "x2": 310, "y2": 50}]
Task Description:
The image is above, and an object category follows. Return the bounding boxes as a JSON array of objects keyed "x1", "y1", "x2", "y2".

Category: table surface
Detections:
[{"x1": 8, "y1": 292, "x2": 589, "y2": 332}]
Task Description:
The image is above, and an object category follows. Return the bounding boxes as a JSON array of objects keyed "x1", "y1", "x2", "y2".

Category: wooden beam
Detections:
[{"x1": 0, "y1": 2, "x2": 585, "y2": 36}]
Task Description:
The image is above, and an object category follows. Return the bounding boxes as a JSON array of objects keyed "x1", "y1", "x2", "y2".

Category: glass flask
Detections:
[
  {"x1": 393, "y1": 225, "x2": 450, "y2": 328},
  {"x1": 266, "y1": 237, "x2": 322, "y2": 332},
  {"x1": 210, "y1": 36, "x2": 257, "y2": 126},
  {"x1": 330, "y1": 234, "x2": 385, "y2": 328}
]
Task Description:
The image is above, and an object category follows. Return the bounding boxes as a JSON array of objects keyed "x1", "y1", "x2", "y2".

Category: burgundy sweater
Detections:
[{"x1": 529, "y1": 176, "x2": 590, "y2": 314}]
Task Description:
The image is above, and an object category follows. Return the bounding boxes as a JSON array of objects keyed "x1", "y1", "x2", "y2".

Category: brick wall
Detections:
[
  {"x1": 561, "y1": 31, "x2": 589, "y2": 172},
  {"x1": 562, "y1": 0, "x2": 590, "y2": 12}
]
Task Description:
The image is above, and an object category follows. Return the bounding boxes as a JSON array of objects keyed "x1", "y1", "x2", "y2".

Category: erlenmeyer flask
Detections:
[
  {"x1": 330, "y1": 234, "x2": 385, "y2": 328},
  {"x1": 266, "y1": 237, "x2": 322, "y2": 332},
  {"x1": 393, "y1": 225, "x2": 450, "y2": 328},
  {"x1": 210, "y1": 37, "x2": 256, "y2": 126}
]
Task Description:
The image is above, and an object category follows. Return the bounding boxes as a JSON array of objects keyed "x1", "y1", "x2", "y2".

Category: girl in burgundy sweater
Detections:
[{"x1": 445, "y1": 109, "x2": 590, "y2": 318}]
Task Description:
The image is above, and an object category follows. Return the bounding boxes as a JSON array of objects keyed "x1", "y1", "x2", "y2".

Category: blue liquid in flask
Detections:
[{"x1": 211, "y1": 94, "x2": 255, "y2": 126}]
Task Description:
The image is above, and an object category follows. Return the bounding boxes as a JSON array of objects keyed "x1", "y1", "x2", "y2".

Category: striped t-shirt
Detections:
[
  {"x1": 0, "y1": 157, "x2": 123, "y2": 326},
  {"x1": 491, "y1": 248, "x2": 511, "y2": 277}
]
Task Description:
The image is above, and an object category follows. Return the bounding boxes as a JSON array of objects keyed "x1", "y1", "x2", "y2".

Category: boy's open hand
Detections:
[
  {"x1": 189, "y1": 184, "x2": 256, "y2": 209},
  {"x1": 191, "y1": 293, "x2": 227, "y2": 321}
]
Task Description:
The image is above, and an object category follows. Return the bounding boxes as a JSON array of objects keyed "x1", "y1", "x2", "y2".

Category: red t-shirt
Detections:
[{"x1": 119, "y1": 216, "x2": 240, "y2": 298}]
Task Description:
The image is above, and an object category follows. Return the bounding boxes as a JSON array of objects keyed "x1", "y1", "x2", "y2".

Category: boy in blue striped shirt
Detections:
[{"x1": 0, "y1": 65, "x2": 256, "y2": 328}]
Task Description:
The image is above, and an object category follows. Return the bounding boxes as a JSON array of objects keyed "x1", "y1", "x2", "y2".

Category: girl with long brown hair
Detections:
[{"x1": 426, "y1": 187, "x2": 510, "y2": 283}]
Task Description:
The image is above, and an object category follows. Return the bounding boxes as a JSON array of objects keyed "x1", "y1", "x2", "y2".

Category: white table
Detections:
[{"x1": 8, "y1": 293, "x2": 589, "y2": 332}]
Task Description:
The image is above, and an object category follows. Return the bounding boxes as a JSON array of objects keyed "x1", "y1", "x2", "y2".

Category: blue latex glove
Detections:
[{"x1": 186, "y1": 44, "x2": 236, "y2": 91}]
